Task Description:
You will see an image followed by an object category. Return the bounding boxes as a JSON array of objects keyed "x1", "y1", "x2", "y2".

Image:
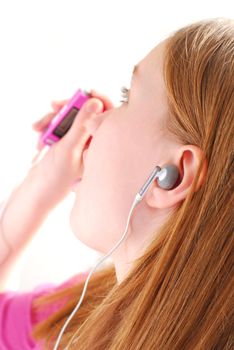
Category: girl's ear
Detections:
[{"x1": 145, "y1": 144, "x2": 208, "y2": 210}]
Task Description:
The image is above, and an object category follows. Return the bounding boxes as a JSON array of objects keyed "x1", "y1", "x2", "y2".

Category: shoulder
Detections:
[
  {"x1": 31, "y1": 271, "x2": 89, "y2": 325},
  {"x1": 0, "y1": 271, "x2": 89, "y2": 349}
]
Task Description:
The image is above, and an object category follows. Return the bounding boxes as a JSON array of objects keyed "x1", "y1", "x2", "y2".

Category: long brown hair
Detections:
[{"x1": 32, "y1": 18, "x2": 234, "y2": 349}]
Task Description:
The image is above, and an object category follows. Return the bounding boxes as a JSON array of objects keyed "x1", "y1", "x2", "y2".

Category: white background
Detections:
[{"x1": 0, "y1": 0, "x2": 233, "y2": 292}]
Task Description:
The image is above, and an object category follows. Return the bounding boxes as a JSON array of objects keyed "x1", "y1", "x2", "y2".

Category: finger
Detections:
[
  {"x1": 90, "y1": 89, "x2": 114, "y2": 111},
  {"x1": 51, "y1": 99, "x2": 69, "y2": 113},
  {"x1": 32, "y1": 112, "x2": 55, "y2": 131},
  {"x1": 32, "y1": 100, "x2": 68, "y2": 131}
]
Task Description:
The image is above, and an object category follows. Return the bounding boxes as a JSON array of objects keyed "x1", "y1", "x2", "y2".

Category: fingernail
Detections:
[{"x1": 85, "y1": 100, "x2": 102, "y2": 113}]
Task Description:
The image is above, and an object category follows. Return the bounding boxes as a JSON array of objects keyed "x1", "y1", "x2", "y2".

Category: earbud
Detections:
[
  {"x1": 136, "y1": 164, "x2": 180, "y2": 202},
  {"x1": 156, "y1": 164, "x2": 180, "y2": 190}
]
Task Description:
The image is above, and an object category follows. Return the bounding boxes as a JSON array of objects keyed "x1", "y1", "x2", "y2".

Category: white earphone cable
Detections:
[
  {"x1": 53, "y1": 193, "x2": 142, "y2": 350},
  {"x1": 53, "y1": 165, "x2": 165, "y2": 349}
]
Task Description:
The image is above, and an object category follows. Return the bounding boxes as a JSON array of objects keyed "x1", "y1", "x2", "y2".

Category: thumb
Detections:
[{"x1": 61, "y1": 98, "x2": 104, "y2": 147}]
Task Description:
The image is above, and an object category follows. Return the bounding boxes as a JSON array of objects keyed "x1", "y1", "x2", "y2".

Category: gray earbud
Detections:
[
  {"x1": 156, "y1": 164, "x2": 180, "y2": 190},
  {"x1": 137, "y1": 164, "x2": 180, "y2": 201}
]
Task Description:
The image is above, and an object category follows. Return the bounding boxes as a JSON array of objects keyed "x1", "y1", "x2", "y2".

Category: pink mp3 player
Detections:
[{"x1": 40, "y1": 88, "x2": 91, "y2": 147}]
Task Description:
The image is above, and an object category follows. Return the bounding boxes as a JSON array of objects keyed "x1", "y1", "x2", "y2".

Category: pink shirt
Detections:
[
  {"x1": 0, "y1": 272, "x2": 89, "y2": 349},
  {"x1": 0, "y1": 197, "x2": 89, "y2": 348}
]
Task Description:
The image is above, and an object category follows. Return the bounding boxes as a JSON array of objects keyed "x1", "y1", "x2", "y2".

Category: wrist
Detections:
[
  {"x1": 0, "y1": 166, "x2": 53, "y2": 254},
  {"x1": 28, "y1": 160, "x2": 72, "y2": 210},
  {"x1": 26, "y1": 162, "x2": 60, "y2": 210},
  {"x1": 0, "y1": 198, "x2": 13, "y2": 265}
]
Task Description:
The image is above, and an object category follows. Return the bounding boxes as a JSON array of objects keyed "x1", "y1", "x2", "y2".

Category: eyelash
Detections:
[{"x1": 120, "y1": 86, "x2": 130, "y2": 103}]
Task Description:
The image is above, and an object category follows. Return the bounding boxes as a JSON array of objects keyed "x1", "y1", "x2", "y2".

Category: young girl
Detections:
[{"x1": 0, "y1": 17, "x2": 233, "y2": 350}]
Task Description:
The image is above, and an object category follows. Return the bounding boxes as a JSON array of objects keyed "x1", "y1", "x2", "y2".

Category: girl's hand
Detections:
[
  {"x1": 30, "y1": 90, "x2": 114, "y2": 206},
  {"x1": 32, "y1": 89, "x2": 114, "y2": 154}
]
